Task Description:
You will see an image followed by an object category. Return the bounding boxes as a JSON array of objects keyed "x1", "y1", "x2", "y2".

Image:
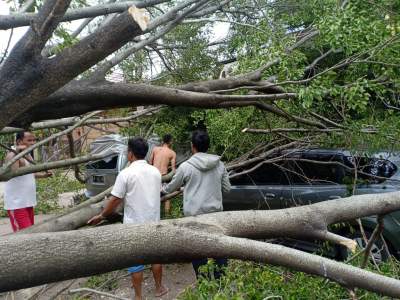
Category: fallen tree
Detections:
[
  {"x1": 2, "y1": 192, "x2": 400, "y2": 296},
  {"x1": 0, "y1": 0, "x2": 399, "y2": 297}
]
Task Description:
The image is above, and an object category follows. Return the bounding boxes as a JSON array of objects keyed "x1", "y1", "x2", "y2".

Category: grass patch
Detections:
[
  {"x1": 85, "y1": 271, "x2": 121, "y2": 291},
  {"x1": 180, "y1": 258, "x2": 400, "y2": 300},
  {"x1": 161, "y1": 195, "x2": 184, "y2": 219}
]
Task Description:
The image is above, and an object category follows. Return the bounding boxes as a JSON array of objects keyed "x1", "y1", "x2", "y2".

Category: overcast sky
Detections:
[{"x1": 0, "y1": 2, "x2": 27, "y2": 55}]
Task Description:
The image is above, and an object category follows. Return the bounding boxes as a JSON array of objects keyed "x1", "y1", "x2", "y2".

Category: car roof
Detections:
[{"x1": 281, "y1": 148, "x2": 400, "y2": 161}]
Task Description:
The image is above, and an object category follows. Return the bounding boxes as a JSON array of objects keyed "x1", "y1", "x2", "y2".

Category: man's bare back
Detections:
[{"x1": 151, "y1": 145, "x2": 176, "y2": 175}]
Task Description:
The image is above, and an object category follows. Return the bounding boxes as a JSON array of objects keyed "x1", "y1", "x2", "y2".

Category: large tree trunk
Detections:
[
  {"x1": 3, "y1": 192, "x2": 400, "y2": 295},
  {"x1": 0, "y1": 5, "x2": 146, "y2": 129},
  {"x1": 3, "y1": 222, "x2": 400, "y2": 297},
  {"x1": 0, "y1": 0, "x2": 167, "y2": 30},
  {"x1": 10, "y1": 80, "x2": 295, "y2": 127}
]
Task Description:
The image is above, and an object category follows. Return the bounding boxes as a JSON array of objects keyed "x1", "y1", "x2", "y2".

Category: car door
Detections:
[
  {"x1": 280, "y1": 151, "x2": 348, "y2": 208},
  {"x1": 223, "y1": 163, "x2": 285, "y2": 211}
]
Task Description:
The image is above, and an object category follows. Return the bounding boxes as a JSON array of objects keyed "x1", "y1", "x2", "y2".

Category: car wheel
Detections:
[{"x1": 339, "y1": 230, "x2": 391, "y2": 264}]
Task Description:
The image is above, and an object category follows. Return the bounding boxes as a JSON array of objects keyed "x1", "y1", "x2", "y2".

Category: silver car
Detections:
[{"x1": 84, "y1": 134, "x2": 190, "y2": 197}]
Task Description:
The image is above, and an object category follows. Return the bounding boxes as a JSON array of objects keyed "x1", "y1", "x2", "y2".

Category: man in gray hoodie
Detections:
[{"x1": 162, "y1": 130, "x2": 231, "y2": 279}]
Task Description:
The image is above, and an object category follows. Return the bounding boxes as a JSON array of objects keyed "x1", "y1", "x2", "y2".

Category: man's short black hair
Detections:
[
  {"x1": 191, "y1": 130, "x2": 209, "y2": 152},
  {"x1": 16, "y1": 131, "x2": 33, "y2": 143},
  {"x1": 16, "y1": 132, "x2": 25, "y2": 142},
  {"x1": 163, "y1": 134, "x2": 172, "y2": 144},
  {"x1": 128, "y1": 137, "x2": 148, "y2": 159}
]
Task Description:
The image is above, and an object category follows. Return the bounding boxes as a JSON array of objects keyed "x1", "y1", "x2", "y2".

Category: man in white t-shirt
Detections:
[{"x1": 88, "y1": 137, "x2": 168, "y2": 300}]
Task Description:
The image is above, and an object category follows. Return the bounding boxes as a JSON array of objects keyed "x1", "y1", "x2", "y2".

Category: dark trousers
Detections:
[{"x1": 192, "y1": 258, "x2": 228, "y2": 280}]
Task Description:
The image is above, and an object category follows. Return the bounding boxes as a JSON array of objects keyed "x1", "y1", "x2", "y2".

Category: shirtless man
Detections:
[{"x1": 150, "y1": 134, "x2": 176, "y2": 214}]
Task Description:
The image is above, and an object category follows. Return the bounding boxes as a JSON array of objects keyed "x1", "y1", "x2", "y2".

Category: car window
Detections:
[
  {"x1": 343, "y1": 156, "x2": 397, "y2": 183},
  {"x1": 86, "y1": 155, "x2": 118, "y2": 170},
  {"x1": 230, "y1": 162, "x2": 290, "y2": 185},
  {"x1": 281, "y1": 153, "x2": 345, "y2": 185},
  {"x1": 230, "y1": 152, "x2": 398, "y2": 186},
  {"x1": 230, "y1": 153, "x2": 346, "y2": 186}
]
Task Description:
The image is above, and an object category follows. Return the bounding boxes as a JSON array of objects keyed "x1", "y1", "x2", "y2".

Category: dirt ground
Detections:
[
  {"x1": 112, "y1": 263, "x2": 196, "y2": 300},
  {"x1": 0, "y1": 261, "x2": 196, "y2": 300}
]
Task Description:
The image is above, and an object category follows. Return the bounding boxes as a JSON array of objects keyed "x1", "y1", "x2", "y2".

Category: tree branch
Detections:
[
  {"x1": 0, "y1": 0, "x2": 168, "y2": 30},
  {"x1": 183, "y1": 17, "x2": 268, "y2": 33},
  {"x1": 243, "y1": 128, "x2": 343, "y2": 133},
  {"x1": 309, "y1": 112, "x2": 345, "y2": 129},
  {"x1": 18, "y1": 0, "x2": 36, "y2": 13},
  {"x1": 0, "y1": 111, "x2": 101, "y2": 175},
  {"x1": 67, "y1": 132, "x2": 87, "y2": 183},
  {"x1": 226, "y1": 141, "x2": 302, "y2": 170},
  {"x1": 254, "y1": 102, "x2": 326, "y2": 128},
  {"x1": 0, "y1": 152, "x2": 110, "y2": 182},
  {"x1": 188, "y1": 0, "x2": 231, "y2": 18},
  {"x1": 1, "y1": 106, "x2": 162, "y2": 135},
  {"x1": 0, "y1": 0, "x2": 231, "y2": 129},
  {"x1": 0, "y1": 28, "x2": 14, "y2": 65},
  {"x1": 361, "y1": 215, "x2": 385, "y2": 268},
  {"x1": 90, "y1": 0, "x2": 215, "y2": 79},
  {"x1": 241, "y1": 127, "x2": 377, "y2": 134},
  {"x1": 19, "y1": 186, "x2": 113, "y2": 234}
]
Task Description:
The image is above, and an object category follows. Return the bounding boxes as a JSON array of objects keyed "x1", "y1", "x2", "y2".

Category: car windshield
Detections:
[
  {"x1": 230, "y1": 151, "x2": 398, "y2": 186},
  {"x1": 230, "y1": 153, "x2": 345, "y2": 185},
  {"x1": 86, "y1": 155, "x2": 118, "y2": 170}
]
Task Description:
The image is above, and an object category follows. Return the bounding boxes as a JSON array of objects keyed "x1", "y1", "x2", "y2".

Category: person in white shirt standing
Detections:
[
  {"x1": 88, "y1": 137, "x2": 168, "y2": 300},
  {"x1": 4, "y1": 131, "x2": 52, "y2": 232}
]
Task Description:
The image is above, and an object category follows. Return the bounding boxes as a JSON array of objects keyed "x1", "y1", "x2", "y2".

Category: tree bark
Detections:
[
  {"x1": 0, "y1": 153, "x2": 110, "y2": 181},
  {"x1": 20, "y1": 187, "x2": 113, "y2": 234},
  {"x1": 0, "y1": 0, "x2": 167, "y2": 30},
  {"x1": 0, "y1": 6, "x2": 146, "y2": 129},
  {"x1": 242, "y1": 127, "x2": 377, "y2": 134},
  {"x1": 2, "y1": 192, "x2": 400, "y2": 294},
  {"x1": 10, "y1": 80, "x2": 296, "y2": 127},
  {"x1": 67, "y1": 132, "x2": 87, "y2": 183}
]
